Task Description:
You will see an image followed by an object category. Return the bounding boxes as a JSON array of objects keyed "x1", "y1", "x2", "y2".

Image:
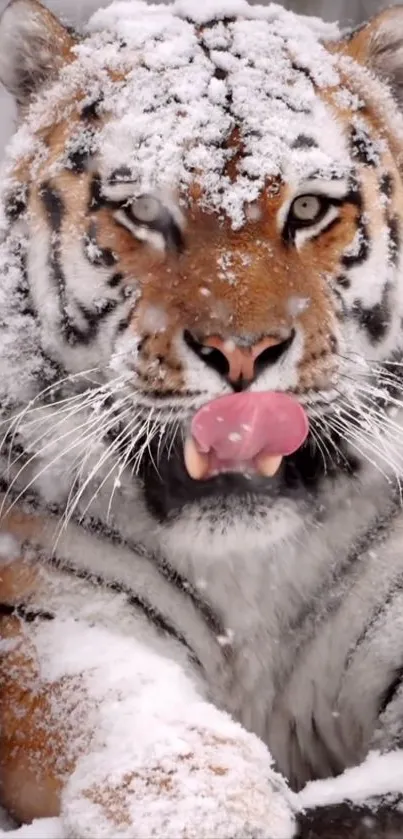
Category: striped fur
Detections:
[{"x1": 3, "y1": 1, "x2": 403, "y2": 836}]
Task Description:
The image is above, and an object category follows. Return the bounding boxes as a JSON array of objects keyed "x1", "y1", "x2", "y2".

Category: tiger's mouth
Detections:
[
  {"x1": 182, "y1": 392, "x2": 309, "y2": 481},
  {"x1": 135, "y1": 391, "x2": 333, "y2": 520}
]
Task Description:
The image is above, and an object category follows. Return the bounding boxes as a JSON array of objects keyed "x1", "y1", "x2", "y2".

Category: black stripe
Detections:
[
  {"x1": 283, "y1": 191, "x2": 357, "y2": 247},
  {"x1": 46, "y1": 555, "x2": 202, "y2": 668},
  {"x1": 81, "y1": 515, "x2": 226, "y2": 639},
  {"x1": 88, "y1": 174, "x2": 104, "y2": 211},
  {"x1": 0, "y1": 463, "x2": 207, "y2": 664},
  {"x1": 116, "y1": 315, "x2": 131, "y2": 334},
  {"x1": 336, "y1": 274, "x2": 351, "y2": 289},
  {"x1": 80, "y1": 95, "x2": 103, "y2": 121},
  {"x1": 213, "y1": 66, "x2": 227, "y2": 81},
  {"x1": 290, "y1": 60, "x2": 316, "y2": 86},
  {"x1": 308, "y1": 217, "x2": 341, "y2": 242},
  {"x1": 74, "y1": 298, "x2": 119, "y2": 343},
  {"x1": 86, "y1": 176, "x2": 183, "y2": 254},
  {"x1": 0, "y1": 602, "x2": 54, "y2": 622},
  {"x1": 311, "y1": 714, "x2": 343, "y2": 777},
  {"x1": 16, "y1": 251, "x2": 37, "y2": 319},
  {"x1": 120, "y1": 205, "x2": 185, "y2": 254},
  {"x1": 277, "y1": 491, "x2": 403, "y2": 701},
  {"x1": 40, "y1": 182, "x2": 64, "y2": 230},
  {"x1": 350, "y1": 125, "x2": 379, "y2": 167},
  {"x1": 65, "y1": 149, "x2": 91, "y2": 174},
  {"x1": 64, "y1": 127, "x2": 97, "y2": 174},
  {"x1": 328, "y1": 334, "x2": 338, "y2": 354},
  {"x1": 351, "y1": 283, "x2": 391, "y2": 344},
  {"x1": 5, "y1": 186, "x2": 27, "y2": 222},
  {"x1": 291, "y1": 134, "x2": 318, "y2": 150},
  {"x1": 37, "y1": 351, "x2": 65, "y2": 390},
  {"x1": 40, "y1": 182, "x2": 81, "y2": 345},
  {"x1": 200, "y1": 16, "x2": 235, "y2": 29},
  {"x1": 380, "y1": 172, "x2": 394, "y2": 200},
  {"x1": 345, "y1": 177, "x2": 364, "y2": 209},
  {"x1": 109, "y1": 166, "x2": 133, "y2": 184},
  {"x1": 108, "y1": 272, "x2": 124, "y2": 288},
  {"x1": 0, "y1": 471, "x2": 227, "y2": 649},
  {"x1": 375, "y1": 351, "x2": 403, "y2": 407},
  {"x1": 343, "y1": 20, "x2": 367, "y2": 41},
  {"x1": 376, "y1": 36, "x2": 403, "y2": 59},
  {"x1": 342, "y1": 217, "x2": 370, "y2": 269},
  {"x1": 84, "y1": 222, "x2": 117, "y2": 267},
  {"x1": 331, "y1": 286, "x2": 348, "y2": 322},
  {"x1": 388, "y1": 215, "x2": 400, "y2": 267},
  {"x1": 266, "y1": 91, "x2": 310, "y2": 115},
  {"x1": 345, "y1": 573, "x2": 403, "y2": 673},
  {"x1": 40, "y1": 183, "x2": 119, "y2": 346},
  {"x1": 379, "y1": 666, "x2": 403, "y2": 717}
]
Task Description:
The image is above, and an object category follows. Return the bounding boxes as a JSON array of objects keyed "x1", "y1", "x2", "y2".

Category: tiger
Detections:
[{"x1": 2, "y1": 0, "x2": 403, "y2": 836}]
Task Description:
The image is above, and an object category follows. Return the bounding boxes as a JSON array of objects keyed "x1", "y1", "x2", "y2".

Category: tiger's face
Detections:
[{"x1": 2, "y1": 0, "x2": 403, "y2": 528}]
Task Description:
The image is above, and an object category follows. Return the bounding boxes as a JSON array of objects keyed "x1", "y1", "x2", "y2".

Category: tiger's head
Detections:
[{"x1": 1, "y1": 0, "x2": 403, "y2": 539}]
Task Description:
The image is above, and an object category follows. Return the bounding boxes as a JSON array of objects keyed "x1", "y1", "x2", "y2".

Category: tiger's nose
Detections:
[{"x1": 184, "y1": 330, "x2": 295, "y2": 390}]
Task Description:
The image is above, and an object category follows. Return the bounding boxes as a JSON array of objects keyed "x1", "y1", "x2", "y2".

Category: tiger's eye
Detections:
[
  {"x1": 131, "y1": 194, "x2": 161, "y2": 224},
  {"x1": 291, "y1": 194, "x2": 323, "y2": 222}
]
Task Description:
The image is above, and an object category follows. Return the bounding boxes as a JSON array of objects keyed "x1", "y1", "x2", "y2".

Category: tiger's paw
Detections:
[{"x1": 61, "y1": 720, "x2": 297, "y2": 839}]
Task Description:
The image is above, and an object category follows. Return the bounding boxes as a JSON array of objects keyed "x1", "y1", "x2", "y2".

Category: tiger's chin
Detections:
[{"x1": 137, "y1": 425, "x2": 356, "y2": 523}]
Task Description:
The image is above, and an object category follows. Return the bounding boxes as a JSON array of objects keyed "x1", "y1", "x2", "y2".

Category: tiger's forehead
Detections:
[
  {"x1": 91, "y1": 1, "x2": 348, "y2": 227},
  {"x1": 6, "y1": 0, "x2": 358, "y2": 229}
]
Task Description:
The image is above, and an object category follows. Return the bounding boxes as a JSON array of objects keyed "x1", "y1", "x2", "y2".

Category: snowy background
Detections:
[{"x1": 0, "y1": 0, "x2": 392, "y2": 161}]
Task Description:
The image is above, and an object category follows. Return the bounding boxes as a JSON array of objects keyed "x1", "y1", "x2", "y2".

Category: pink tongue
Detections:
[{"x1": 191, "y1": 392, "x2": 309, "y2": 463}]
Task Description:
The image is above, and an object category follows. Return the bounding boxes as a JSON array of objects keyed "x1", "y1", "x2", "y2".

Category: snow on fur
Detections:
[
  {"x1": 3, "y1": 616, "x2": 297, "y2": 838},
  {"x1": 299, "y1": 750, "x2": 403, "y2": 810},
  {"x1": 87, "y1": 0, "x2": 344, "y2": 228},
  {"x1": 7, "y1": 750, "x2": 403, "y2": 837},
  {"x1": 0, "y1": 533, "x2": 20, "y2": 562},
  {"x1": 0, "y1": 0, "x2": 348, "y2": 415},
  {"x1": 3, "y1": 1, "x2": 345, "y2": 231}
]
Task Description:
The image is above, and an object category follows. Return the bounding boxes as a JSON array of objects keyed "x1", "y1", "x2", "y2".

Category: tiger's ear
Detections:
[
  {"x1": 0, "y1": 0, "x2": 76, "y2": 107},
  {"x1": 342, "y1": 6, "x2": 403, "y2": 109}
]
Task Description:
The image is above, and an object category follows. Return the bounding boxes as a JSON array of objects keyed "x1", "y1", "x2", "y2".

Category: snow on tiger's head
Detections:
[{"x1": 2, "y1": 0, "x2": 403, "y2": 519}]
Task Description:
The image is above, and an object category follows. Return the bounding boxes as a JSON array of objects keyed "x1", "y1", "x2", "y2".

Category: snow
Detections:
[
  {"x1": 287, "y1": 296, "x2": 311, "y2": 317},
  {"x1": 0, "y1": 820, "x2": 63, "y2": 839},
  {"x1": 0, "y1": 613, "x2": 297, "y2": 837},
  {"x1": 0, "y1": 0, "x2": 346, "y2": 232},
  {"x1": 0, "y1": 533, "x2": 20, "y2": 562},
  {"x1": 0, "y1": 217, "x2": 46, "y2": 408},
  {"x1": 228, "y1": 431, "x2": 242, "y2": 442},
  {"x1": 4, "y1": 748, "x2": 403, "y2": 836},
  {"x1": 0, "y1": 0, "x2": 392, "y2": 163},
  {"x1": 299, "y1": 750, "x2": 403, "y2": 810}
]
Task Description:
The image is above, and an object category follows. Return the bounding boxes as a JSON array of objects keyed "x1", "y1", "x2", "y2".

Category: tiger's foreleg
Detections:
[
  {"x1": 58, "y1": 622, "x2": 296, "y2": 838},
  {"x1": 0, "y1": 583, "x2": 296, "y2": 839}
]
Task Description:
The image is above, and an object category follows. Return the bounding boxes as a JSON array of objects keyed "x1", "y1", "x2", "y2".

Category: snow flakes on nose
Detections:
[
  {"x1": 141, "y1": 305, "x2": 168, "y2": 334},
  {"x1": 287, "y1": 296, "x2": 311, "y2": 317},
  {"x1": 90, "y1": 3, "x2": 345, "y2": 228}
]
